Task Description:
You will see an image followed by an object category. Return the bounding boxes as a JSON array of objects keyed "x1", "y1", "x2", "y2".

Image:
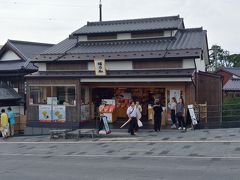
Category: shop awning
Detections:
[{"x1": 0, "y1": 82, "x2": 22, "y2": 100}]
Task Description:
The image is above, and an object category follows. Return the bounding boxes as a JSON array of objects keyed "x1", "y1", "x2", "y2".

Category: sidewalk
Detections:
[{"x1": 1, "y1": 128, "x2": 240, "y2": 143}]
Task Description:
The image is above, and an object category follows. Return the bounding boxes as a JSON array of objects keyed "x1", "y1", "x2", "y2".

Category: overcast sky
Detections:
[{"x1": 0, "y1": 0, "x2": 239, "y2": 53}]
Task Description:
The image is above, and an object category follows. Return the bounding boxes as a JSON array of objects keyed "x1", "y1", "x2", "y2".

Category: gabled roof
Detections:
[
  {"x1": 220, "y1": 67, "x2": 240, "y2": 77},
  {"x1": 72, "y1": 15, "x2": 184, "y2": 35},
  {"x1": 223, "y1": 78, "x2": 240, "y2": 91},
  {"x1": 0, "y1": 81, "x2": 22, "y2": 100},
  {"x1": 38, "y1": 28, "x2": 206, "y2": 61},
  {"x1": 0, "y1": 40, "x2": 53, "y2": 72}
]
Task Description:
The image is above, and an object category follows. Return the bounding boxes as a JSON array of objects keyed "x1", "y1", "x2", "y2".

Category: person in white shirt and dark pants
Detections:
[{"x1": 127, "y1": 101, "x2": 137, "y2": 135}]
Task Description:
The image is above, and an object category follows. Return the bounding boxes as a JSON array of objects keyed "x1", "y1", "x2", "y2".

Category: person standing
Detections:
[
  {"x1": 153, "y1": 99, "x2": 163, "y2": 132},
  {"x1": 0, "y1": 109, "x2": 9, "y2": 139},
  {"x1": 168, "y1": 97, "x2": 177, "y2": 128},
  {"x1": 135, "y1": 101, "x2": 143, "y2": 131},
  {"x1": 7, "y1": 107, "x2": 15, "y2": 136},
  {"x1": 176, "y1": 97, "x2": 186, "y2": 131},
  {"x1": 127, "y1": 101, "x2": 137, "y2": 135}
]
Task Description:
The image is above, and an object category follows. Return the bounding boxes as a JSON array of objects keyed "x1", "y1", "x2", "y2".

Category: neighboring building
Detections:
[
  {"x1": 216, "y1": 67, "x2": 240, "y2": 96},
  {"x1": 0, "y1": 40, "x2": 53, "y2": 108},
  {"x1": 27, "y1": 15, "x2": 222, "y2": 130}
]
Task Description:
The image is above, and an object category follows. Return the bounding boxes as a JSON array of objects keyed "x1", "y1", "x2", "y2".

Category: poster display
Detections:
[
  {"x1": 39, "y1": 105, "x2": 66, "y2": 123},
  {"x1": 170, "y1": 90, "x2": 181, "y2": 102},
  {"x1": 52, "y1": 105, "x2": 66, "y2": 122},
  {"x1": 39, "y1": 105, "x2": 52, "y2": 122}
]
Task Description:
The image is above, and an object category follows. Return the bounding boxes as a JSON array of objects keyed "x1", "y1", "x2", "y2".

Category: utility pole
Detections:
[{"x1": 99, "y1": 0, "x2": 102, "y2": 22}]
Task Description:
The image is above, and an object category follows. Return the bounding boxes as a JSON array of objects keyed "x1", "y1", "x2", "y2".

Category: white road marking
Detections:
[
  {"x1": 0, "y1": 153, "x2": 239, "y2": 160},
  {"x1": 0, "y1": 140, "x2": 240, "y2": 144}
]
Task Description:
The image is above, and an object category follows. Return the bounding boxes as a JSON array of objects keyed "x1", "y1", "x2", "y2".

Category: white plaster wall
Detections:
[
  {"x1": 78, "y1": 35, "x2": 88, "y2": 41},
  {"x1": 37, "y1": 63, "x2": 46, "y2": 71},
  {"x1": 164, "y1": 30, "x2": 172, "y2": 37},
  {"x1": 195, "y1": 58, "x2": 206, "y2": 72},
  {"x1": 182, "y1": 59, "x2": 195, "y2": 69},
  {"x1": 88, "y1": 61, "x2": 133, "y2": 71},
  {"x1": 117, "y1": 33, "x2": 131, "y2": 40},
  {"x1": 0, "y1": 50, "x2": 21, "y2": 61}
]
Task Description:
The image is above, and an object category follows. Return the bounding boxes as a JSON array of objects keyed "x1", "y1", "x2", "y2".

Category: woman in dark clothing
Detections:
[
  {"x1": 153, "y1": 99, "x2": 163, "y2": 132},
  {"x1": 176, "y1": 97, "x2": 186, "y2": 130}
]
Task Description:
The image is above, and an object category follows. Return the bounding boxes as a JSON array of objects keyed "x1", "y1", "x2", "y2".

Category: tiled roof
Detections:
[
  {"x1": 27, "y1": 68, "x2": 195, "y2": 78},
  {"x1": 42, "y1": 38, "x2": 77, "y2": 55},
  {"x1": 222, "y1": 67, "x2": 240, "y2": 77},
  {"x1": 0, "y1": 82, "x2": 22, "y2": 100},
  {"x1": 0, "y1": 40, "x2": 53, "y2": 71},
  {"x1": 72, "y1": 16, "x2": 184, "y2": 35},
  {"x1": 223, "y1": 78, "x2": 240, "y2": 91},
  {"x1": 40, "y1": 28, "x2": 206, "y2": 59},
  {"x1": 7, "y1": 40, "x2": 53, "y2": 60}
]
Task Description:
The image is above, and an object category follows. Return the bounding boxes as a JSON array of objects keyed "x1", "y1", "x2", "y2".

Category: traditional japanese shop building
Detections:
[{"x1": 26, "y1": 15, "x2": 222, "y2": 130}]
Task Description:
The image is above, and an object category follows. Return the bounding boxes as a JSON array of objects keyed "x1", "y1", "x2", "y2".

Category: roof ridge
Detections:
[
  {"x1": 87, "y1": 15, "x2": 181, "y2": 26},
  {"x1": 8, "y1": 39, "x2": 54, "y2": 46}
]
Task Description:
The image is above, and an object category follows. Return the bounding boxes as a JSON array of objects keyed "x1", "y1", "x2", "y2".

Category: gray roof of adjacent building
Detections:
[
  {"x1": 72, "y1": 15, "x2": 184, "y2": 35},
  {"x1": 222, "y1": 67, "x2": 240, "y2": 77},
  {"x1": 223, "y1": 78, "x2": 240, "y2": 91},
  {"x1": 0, "y1": 82, "x2": 22, "y2": 100},
  {"x1": 0, "y1": 40, "x2": 53, "y2": 72}
]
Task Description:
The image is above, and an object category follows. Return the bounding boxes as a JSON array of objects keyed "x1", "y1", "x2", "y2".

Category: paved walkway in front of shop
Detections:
[
  {"x1": 1, "y1": 127, "x2": 240, "y2": 143},
  {"x1": 0, "y1": 128, "x2": 240, "y2": 180}
]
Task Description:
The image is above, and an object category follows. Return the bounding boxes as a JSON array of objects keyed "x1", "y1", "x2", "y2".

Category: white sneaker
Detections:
[
  {"x1": 183, "y1": 127, "x2": 186, "y2": 131},
  {"x1": 178, "y1": 127, "x2": 182, "y2": 130}
]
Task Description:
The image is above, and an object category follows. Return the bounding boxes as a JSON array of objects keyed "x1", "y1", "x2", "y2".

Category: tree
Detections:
[
  {"x1": 207, "y1": 45, "x2": 232, "y2": 72},
  {"x1": 228, "y1": 54, "x2": 240, "y2": 67}
]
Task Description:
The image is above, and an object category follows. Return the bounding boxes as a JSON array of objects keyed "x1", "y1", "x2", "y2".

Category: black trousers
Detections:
[
  {"x1": 128, "y1": 117, "x2": 137, "y2": 135},
  {"x1": 171, "y1": 110, "x2": 176, "y2": 124},
  {"x1": 154, "y1": 116, "x2": 161, "y2": 131},
  {"x1": 177, "y1": 115, "x2": 186, "y2": 128}
]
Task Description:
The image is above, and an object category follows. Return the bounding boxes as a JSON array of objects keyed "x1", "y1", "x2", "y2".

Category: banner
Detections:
[{"x1": 188, "y1": 105, "x2": 198, "y2": 125}]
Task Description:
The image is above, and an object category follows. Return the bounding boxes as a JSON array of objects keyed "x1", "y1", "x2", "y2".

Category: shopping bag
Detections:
[{"x1": 137, "y1": 120, "x2": 143, "y2": 127}]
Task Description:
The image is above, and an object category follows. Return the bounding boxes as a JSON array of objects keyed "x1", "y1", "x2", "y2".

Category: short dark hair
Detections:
[
  {"x1": 7, "y1": 107, "x2": 12, "y2": 111},
  {"x1": 1, "y1": 109, "x2": 5, "y2": 113}
]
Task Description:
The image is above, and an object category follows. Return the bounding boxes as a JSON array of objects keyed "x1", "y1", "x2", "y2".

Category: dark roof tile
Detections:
[{"x1": 72, "y1": 16, "x2": 184, "y2": 35}]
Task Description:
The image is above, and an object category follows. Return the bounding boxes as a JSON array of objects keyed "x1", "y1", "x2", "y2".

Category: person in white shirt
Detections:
[
  {"x1": 127, "y1": 101, "x2": 137, "y2": 135},
  {"x1": 168, "y1": 97, "x2": 177, "y2": 128}
]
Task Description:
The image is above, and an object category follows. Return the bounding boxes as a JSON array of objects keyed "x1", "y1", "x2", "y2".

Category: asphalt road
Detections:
[{"x1": 0, "y1": 129, "x2": 240, "y2": 180}]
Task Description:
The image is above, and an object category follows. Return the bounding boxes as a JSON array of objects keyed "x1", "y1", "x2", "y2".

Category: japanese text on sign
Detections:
[{"x1": 94, "y1": 59, "x2": 106, "y2": 76}]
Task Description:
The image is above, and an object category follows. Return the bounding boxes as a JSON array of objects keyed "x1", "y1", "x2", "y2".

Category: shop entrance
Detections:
[{"x1": 91, "y1": 87, "x2": 166, "y2": 129}]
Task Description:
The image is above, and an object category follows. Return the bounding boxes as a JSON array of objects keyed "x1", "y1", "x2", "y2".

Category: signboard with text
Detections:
[{"x1": 94, "y1": 59, "x2": 106, "y2": 76}]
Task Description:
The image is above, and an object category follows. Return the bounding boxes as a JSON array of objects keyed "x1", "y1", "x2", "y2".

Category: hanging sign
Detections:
[
  {"x1": 94, "y1": 59, "x2": 106, "y2": 76},
  {"x1": 39, "y1": 105, "x2": 52, "y2": 122}
]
